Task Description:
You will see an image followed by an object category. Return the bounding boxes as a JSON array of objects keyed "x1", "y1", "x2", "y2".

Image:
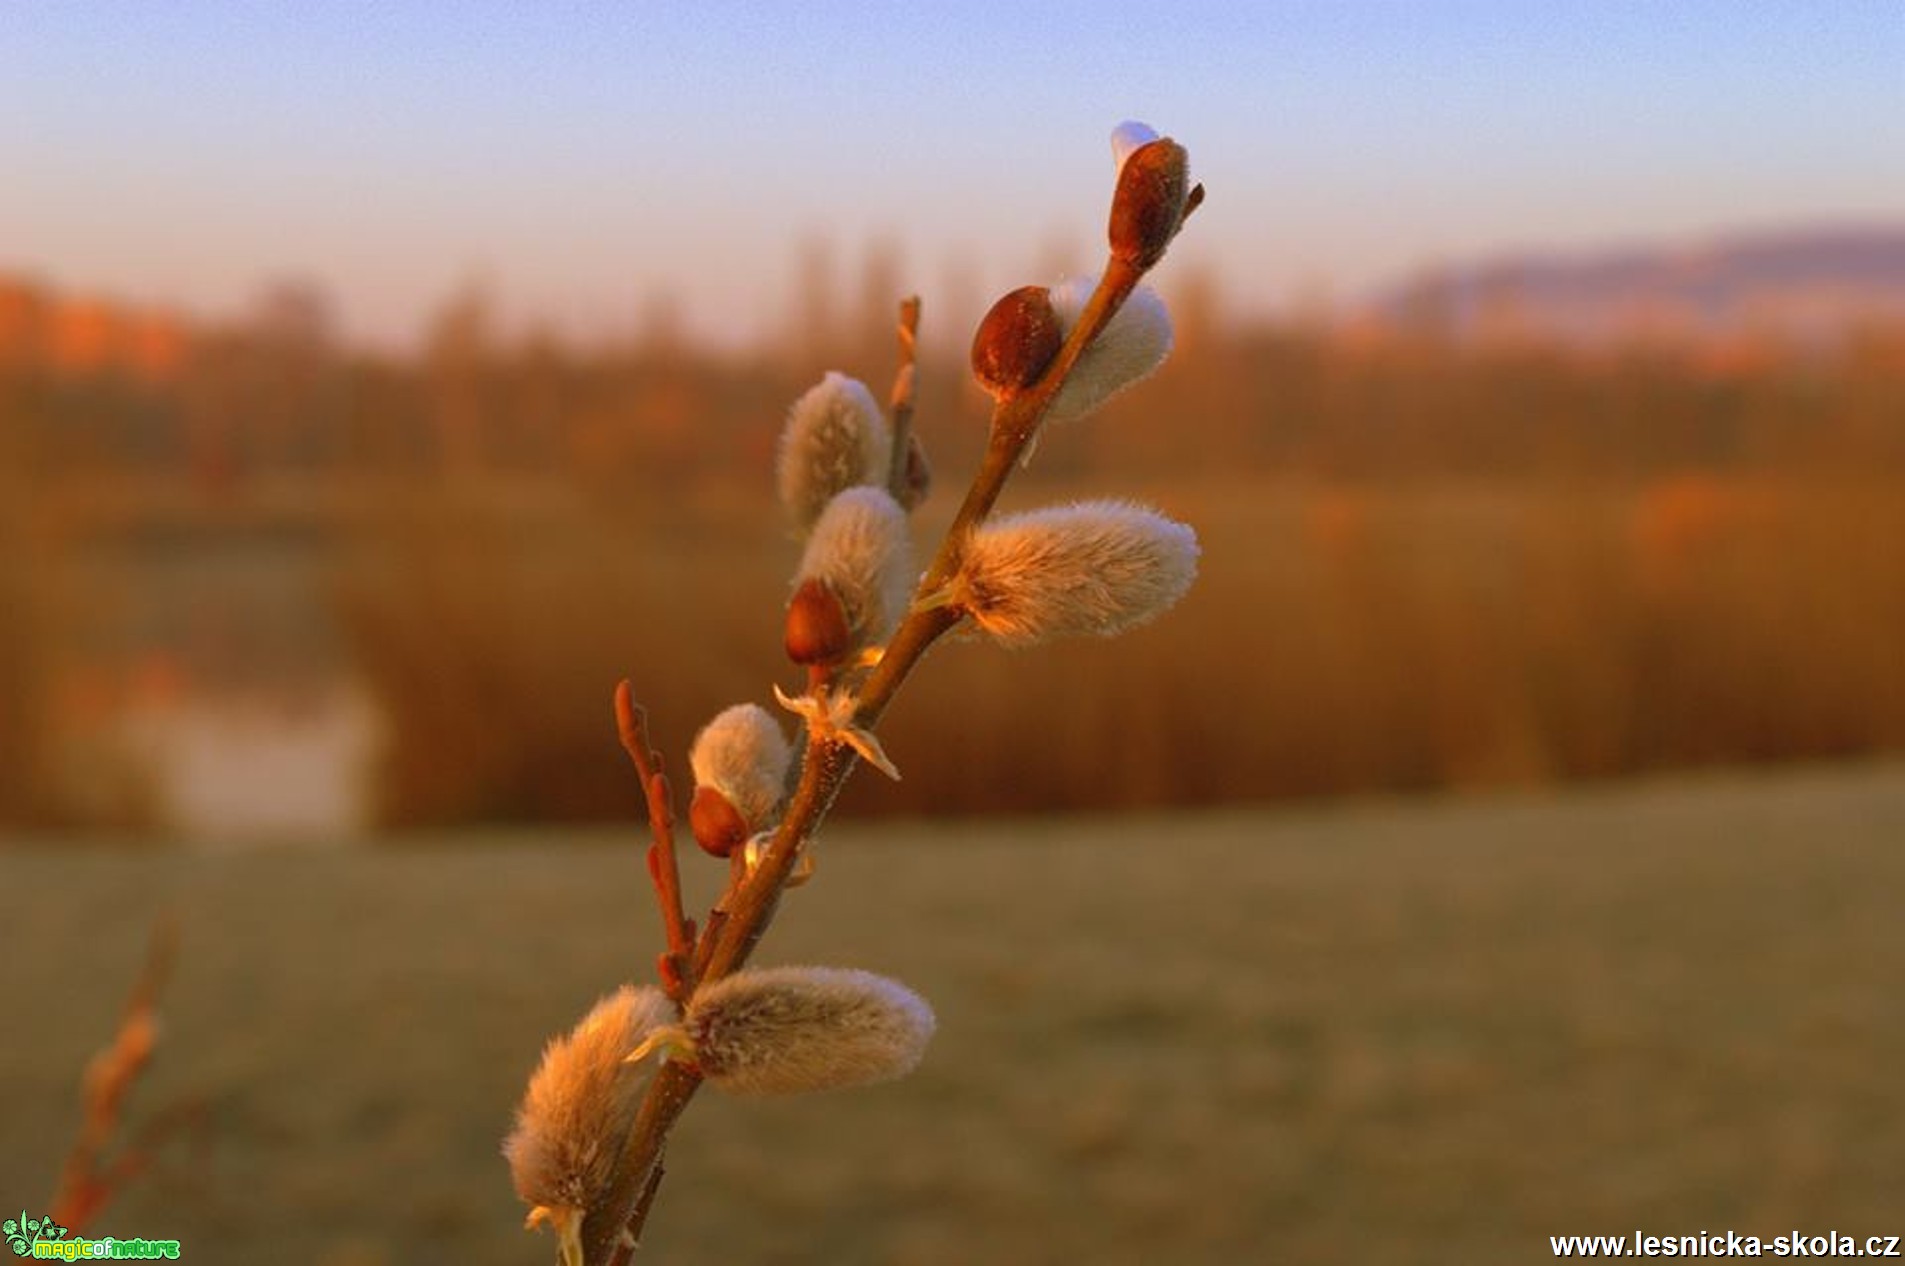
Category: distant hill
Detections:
[{"x1": 1369, "y1": 225, "x2": 1905, "y2": 348}]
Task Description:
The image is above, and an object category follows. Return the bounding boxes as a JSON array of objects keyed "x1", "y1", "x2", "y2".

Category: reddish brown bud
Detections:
[
  {"x1": 1109, "y1": 138, "x2": 1190, "y2": 269},
  {"x1": 970, "y1": 285, "x2": 1063, "y2": 399},
  {"x1": 784, "y1": 576, "x2": 853, "y2": 667},
  {"x1": 689, "y1": 785, "x2": 749, "y2": 859}
]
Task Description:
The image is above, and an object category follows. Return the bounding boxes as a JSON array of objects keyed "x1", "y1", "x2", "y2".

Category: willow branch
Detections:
[
  {"x1": 583, "y1": 1059, "x2": 703, "y2": 1264},
  {"x1": 581, "y1": 253, "x2": 1149, "y2": 1266},
  {"x1": 584, "y1": 161, "x2": 1202, "y2": 1263},
  {"x1": 614, "y1": 1145, "x2": 671, "y2": 1265},
  {"x1": 704, "y1": 251, "x2": 1147, "y2": 979}
]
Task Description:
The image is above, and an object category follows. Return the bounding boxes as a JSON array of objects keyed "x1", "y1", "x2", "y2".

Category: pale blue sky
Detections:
[{"x1": 5, "y1": 2, "x2": 1902, "y2": 349}]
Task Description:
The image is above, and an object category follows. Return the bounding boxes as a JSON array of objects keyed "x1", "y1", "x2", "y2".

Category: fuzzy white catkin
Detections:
[
  {"x1": 1042, "y1": 275, "x2": 1173, "y2": 427},
  {"x1": 689, "y1": 703, "x2": 793, "y2": 830},
  {"x1": 777, "y1": 372, "x2": 893, "y2": 533},
  {"x1": 505, "y1": 985, "x2": 673, "y2": 1215},
  {"x1": 795, "y1": 487, "x2": 914, "y2": 650},
  {"x1": 686, "y1": 966, "x2": 935, "y2": 1097},
  {"x1": 953, "y1": 500, "x2": 1199, "y2": 645}
]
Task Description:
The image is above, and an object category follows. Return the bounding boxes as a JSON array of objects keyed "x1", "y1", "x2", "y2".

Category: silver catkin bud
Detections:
[
  {"x1": 794, "y1": 487, "x2": 914, "y2": 653},
  {"x1": 777, "y1": 372, "x2": 893, "y2": 533},
  {"x1": 1043, "y1": 275, "x2": 1173, "y2": 427},
  {"x1": 689, "y1": 703, "x2": 793, "y2": 831},
  {"x1": 951, "y1": 500, "x2": 1199, "y2": 645},
  {"x1": 505, "y1": 985, "x2": 674, "y2": 1243},
  {"x1": 686, "y1": 966, "x2": 935, "y2": 1097}
]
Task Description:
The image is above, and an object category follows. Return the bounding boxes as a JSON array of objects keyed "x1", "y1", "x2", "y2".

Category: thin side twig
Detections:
[
  {"x1": 886, "y1": 295, "x2": 921, "y2": 498},
  {"x1": 615, "y1": 680, "x2": 696, "y2": 1002},
  {"x1": 92, "y1": 1097, "x2": 212, "y2": 1213}
]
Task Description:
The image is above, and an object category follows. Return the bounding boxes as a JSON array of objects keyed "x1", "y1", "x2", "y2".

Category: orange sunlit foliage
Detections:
[
  {"x1": 0, "y1": 279, "x2": 190, "y2": 383},
  {"x1": 3, "y1": 264, "x2": 1904, "y2": 829},
  {"x1": 126, "y1": 315, "x2": 189, "y2": 384},
  {"x1": 0, "y1": 280, "x2": 48, "y2": 365},
  {"x1": 1628, "y1": 475, "x2": 1784, "y2": 595},
  {"x1": 48, "y1": 299, "x2": 125, "y2": 374}
]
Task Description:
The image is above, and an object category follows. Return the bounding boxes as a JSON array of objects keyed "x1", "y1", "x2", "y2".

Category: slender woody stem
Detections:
[
  {"x1": 589, "y1": 1059, "x2": 703, "y2": 1266},
  {"x1": 616, "y1": 681, "x2": 695, "y2": 1001}
]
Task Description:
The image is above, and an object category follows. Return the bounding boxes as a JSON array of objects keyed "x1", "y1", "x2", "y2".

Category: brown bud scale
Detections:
[
  {"x1": 689, "y1": 785, "x2": 749, "y2": 859},
  {"x1": 1109, "y1": 138, "x2": 1190, "y2": 269},
  {"x1": 784, "y1": 576, "x2": 853, "y2": 667},
  {"x1": 970, "y1": 285, "x2": 1064, "y2": 399}
]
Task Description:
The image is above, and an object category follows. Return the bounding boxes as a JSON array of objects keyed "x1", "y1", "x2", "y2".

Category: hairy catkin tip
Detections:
[
  {"x1": 794, "y1": 487, "x2": 914, "y2": 653},
  {"x1": 953, "y1": 500, "x2": 1199, "y2": 645},
  {"x1": 1110, "y1": 120, "x2": 1161, "y2": 171},
  {"x1": 686, "y1": 966, "x2": 935, "y2": 1097},
  {"x1": 688, "y1": 703, "x2": 793, "y2": 831},
  {"x1": 778, "y1": 372, "x2": 893, "y2": 533},
  {"x1": 505, "y1": 985, "x2": 674, "y2": 1217},
  {"x1": 1044, "y1": 275, "x2": 1173, "y2": 427}
]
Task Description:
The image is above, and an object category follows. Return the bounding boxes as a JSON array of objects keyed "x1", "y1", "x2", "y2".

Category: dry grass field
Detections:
[
  {"x1": 3, "y1": 761, "x2": 1903, "y2": 1264},
  {"x1": 327, "y1": 473, "x2": 1905, "y2": 827}
]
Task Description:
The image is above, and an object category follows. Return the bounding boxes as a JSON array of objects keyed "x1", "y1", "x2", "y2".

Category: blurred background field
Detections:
[
  {"x1": 3, "y1": 15, "x2": 1904, "y2": 839},
  {"x1": 4, "y1": 275, "x2": 1905, "y2": 833},
  {"x1": 3, "y1": 763, "x2": 1902, "y2": 1264},
  {"x1": 5, "y1": 6, "x2": 1905, "y2": 1263}
]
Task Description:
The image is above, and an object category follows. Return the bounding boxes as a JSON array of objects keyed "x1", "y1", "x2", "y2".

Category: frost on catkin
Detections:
[
  {"x1": 685, "y1": 966, "x2": 935, "y2": 1097},
  {"x1": 1044, "y1": 275, "x2": 1173, "y2": 427},
  {"x1": 689, "y1": 703, "x2": 793, "y2": 830},
  {"x1": 777, "y1": 373, "x2": 893, "y2": 533},
  {"x1": 505, "y1": 985, "x2": 673, "y2": 1222},
  {"x1": 794, "y1": 487, "x2": 914, "y2": 652},
  {"x1": 952, "y1": 500, "x2": 1199, "y2": 645}
]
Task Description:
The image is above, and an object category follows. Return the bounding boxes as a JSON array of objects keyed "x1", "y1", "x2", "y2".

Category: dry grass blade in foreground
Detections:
[{"x1": 503, "y1": 121, "x2": 1207, "y2": 1265}]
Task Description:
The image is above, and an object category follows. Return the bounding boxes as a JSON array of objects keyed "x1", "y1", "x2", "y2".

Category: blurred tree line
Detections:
[
  {"x1": 2, "y1": 264, "x2": 1903, "y2": 831},
  {"x1": 5, "y1": 265, "x2": 1903, "y2": 491}
]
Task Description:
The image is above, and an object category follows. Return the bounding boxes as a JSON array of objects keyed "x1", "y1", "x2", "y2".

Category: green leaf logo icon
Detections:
[{"x1": 5, "y1": 1212, "x2": 67, "y2": 1256}]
